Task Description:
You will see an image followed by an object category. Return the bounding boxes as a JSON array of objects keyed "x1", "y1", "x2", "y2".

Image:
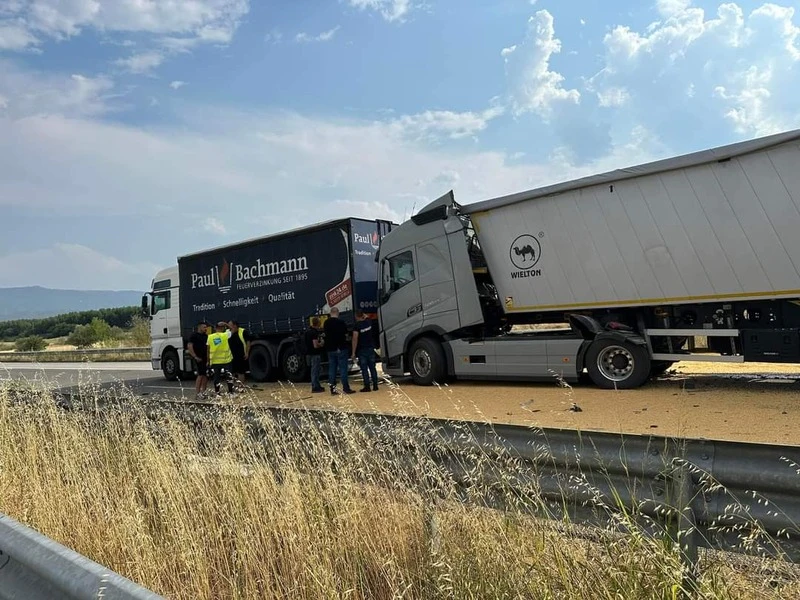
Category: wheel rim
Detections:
[
  {"x1": 597, "y1": 345, "x2": 635, "y2": 382},
  {"x1": 165, "y1": 356, "x2": 176, "y2": 374},
  {"x1": 412, "y1": 348, "x2": 432, "y2": 378},
  {"x1": 285, "y1": 353, "x2": 299, "y2": 374}
]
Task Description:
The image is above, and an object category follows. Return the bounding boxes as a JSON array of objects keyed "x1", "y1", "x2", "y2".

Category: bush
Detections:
[
  {"x1": 14, "y1": 336, "x2": 47, "y2": 352},
  {"x1": 67, "y1": 318, "x2": 116, "y2": 348},
  {"x1": 128, "y1": 314, "x2": 151, "y2": 347}
]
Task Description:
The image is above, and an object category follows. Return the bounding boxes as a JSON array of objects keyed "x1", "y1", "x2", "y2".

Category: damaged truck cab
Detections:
[{"x1": 377, "y1": 128, "x2": 800, "y2": 389}]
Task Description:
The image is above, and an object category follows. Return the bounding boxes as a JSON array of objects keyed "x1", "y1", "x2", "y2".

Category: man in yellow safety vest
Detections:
[
  {"x1": 207, "y1": 321, "x2": 234, "y2": 395},
  {"x1": 227, "y1": 320, "x2": 252, "y2": 385}
]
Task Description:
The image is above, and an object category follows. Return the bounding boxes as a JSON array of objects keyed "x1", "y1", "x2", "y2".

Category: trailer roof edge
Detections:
[
  {"x1": 461, "y1": 128, "x2": 800, "y2": 215},
  {"x1": 177, "y1": 217, "x2": 375, "y2": 260}
]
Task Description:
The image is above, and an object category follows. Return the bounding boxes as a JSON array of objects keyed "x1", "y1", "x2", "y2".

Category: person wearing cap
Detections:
[
  {"x1": 207, "y1": 321, "x2": 234, "y2": 395},
  {"x1": 188, "y1": 321, "x2": 209, "y2": 399}
]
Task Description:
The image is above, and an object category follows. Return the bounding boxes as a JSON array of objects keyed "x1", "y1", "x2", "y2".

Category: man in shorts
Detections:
[
  {"x1": 227, "y1": 320, "x2": 252, "y2": 387},
  {"x1": 188, "y1": 321, "x2": 209, "y2": 399}
]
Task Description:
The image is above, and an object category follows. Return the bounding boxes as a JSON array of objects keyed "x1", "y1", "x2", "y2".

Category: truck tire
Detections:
[
  {"x1": 408, "y1": 337, "x2": 446, "y2": 386},
  {"x1": 162, "y1": 349, "x2": 179, "y2": 381},
  {"x1": 585, "y1": 338, "x2": 650, "y2": 390},
  {"x1": 248, "y1": 345, "x2": 274, "y2": 382},
  {"x1": 281, "y1": 347, "x2": 309, "y2": 383}
]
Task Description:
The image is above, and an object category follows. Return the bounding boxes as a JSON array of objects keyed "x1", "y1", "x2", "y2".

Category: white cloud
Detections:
[
  {"x1": 347, "y1": 0, "x2": 412, "y2": 23},
  {"x1": 0, "y1": 61, "x2": 117, "y2": 118},
  {"x1": 657, "y1": 0, "x2": 692, "y2": 18},
  {"x1": 503, "y1": 10, "x2": 580, "y2": 119},
  {"x1": 387, "y1": 102, "x2": 505, "y2": 142},
  {"x1": 114, "y1": 51, "x2": 164, "y2": 74},
  {"x1": 170, "y1": 80, "x2": 187, "y2": 90},
  {"x1": 0, "y1": 244, "x2": 159, "y2": 290},
  {"x1": 0, "y1": 0, "x2": 249, "y2": 70},
  {"x1": 589, "y1": 1, "x2": 800, "y2": 139},
  {"x1": 295, "y1": 26, "x2": 340, "y2": 43},
  {"x1": 0, "y1": 21, "x2": 39, "y2": 50},
  {"x1": 596, "y1": 87, "x2": 629, "y2": 107},
  {"x1": 203, "y1": 217, "x2": 227, "y2": 235},
  {"x1": 264, "y1": 28, "x2": 282, "y2": 44}
]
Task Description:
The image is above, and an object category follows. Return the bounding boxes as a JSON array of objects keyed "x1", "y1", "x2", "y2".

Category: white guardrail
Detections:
[
  {"x1": 0, "y1": 347, "x2": 149, "y2": 360},
  {"x1": 0, "y1": 512, "x2": 163, "y2": 599}
]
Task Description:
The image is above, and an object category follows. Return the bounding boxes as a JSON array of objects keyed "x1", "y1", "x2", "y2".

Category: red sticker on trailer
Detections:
[{"x1": 326, "y1": 279, "x2": 352, "y2": 307}]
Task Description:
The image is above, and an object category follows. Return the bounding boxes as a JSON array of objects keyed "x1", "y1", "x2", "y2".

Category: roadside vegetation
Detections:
[
  {"x1": 0, "y1": 307, "x2": 149, "y2": 357},
  {"x1": 0, "y1": 379, "x2": 796, "y2": 600}
]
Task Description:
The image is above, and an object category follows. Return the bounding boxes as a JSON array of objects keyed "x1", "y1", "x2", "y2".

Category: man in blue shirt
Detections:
[{"x1": 351, "y1": 310, "x2": 379, "y2": 392}]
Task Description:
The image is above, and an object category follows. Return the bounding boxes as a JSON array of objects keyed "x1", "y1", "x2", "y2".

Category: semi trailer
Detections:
[
  {"x1": 375, "y1": 128, "x2": 800, "y2": 389},
  {"x1": 144, "y1": 217, "x2": 394, "y2": 382}
]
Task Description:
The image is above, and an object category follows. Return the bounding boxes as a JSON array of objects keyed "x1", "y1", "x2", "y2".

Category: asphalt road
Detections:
[{"x1": 0, "y1": 361, "x2": 190, "y2": 398}]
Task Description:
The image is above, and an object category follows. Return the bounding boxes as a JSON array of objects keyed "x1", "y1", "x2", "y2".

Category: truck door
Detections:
[{"x1": 378, "y1": 248, "x2": 423, "y2": 367}]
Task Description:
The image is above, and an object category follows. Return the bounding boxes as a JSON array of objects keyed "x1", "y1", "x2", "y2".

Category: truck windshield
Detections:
[{"x1": 388, "y1": 251, "x2": 415, "y2": 291}]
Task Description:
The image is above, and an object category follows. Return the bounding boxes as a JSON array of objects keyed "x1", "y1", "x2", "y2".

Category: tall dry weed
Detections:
[{"x1": 0, "y1": 379, "x2": 796, "y2": 599}]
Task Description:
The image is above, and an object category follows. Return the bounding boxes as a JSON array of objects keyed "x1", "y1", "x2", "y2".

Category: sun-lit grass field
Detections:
[{"x1": 0, "y1": 379, "x2": 797, "y2": 599}]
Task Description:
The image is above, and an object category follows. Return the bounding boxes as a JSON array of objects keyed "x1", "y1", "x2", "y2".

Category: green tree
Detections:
[
  {"x1": 67, "y1": 324, "x2": 96, "y2": 348},
  {"x1": 128, "y1": 314, "x2": 151, "y2": 347},
  {"x1": 15, "y1": 336, "x2": 47, "y2": 352}
]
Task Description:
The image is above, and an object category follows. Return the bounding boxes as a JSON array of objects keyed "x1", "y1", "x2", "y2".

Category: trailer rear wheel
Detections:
[
  {"x1": 586, "y1": 339, "x2": 650, "y2": 389},
  {"x1": 408, "y1": 337, "x2": 446, "y2": 386},
  {"x1": 248, "y1": 345, "x2": 274, "y2": 382},
  {"x1": 281, "y1": 347, "x2": 309, "y2": 383}
]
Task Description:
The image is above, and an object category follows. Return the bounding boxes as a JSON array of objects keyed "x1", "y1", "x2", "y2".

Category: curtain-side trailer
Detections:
[
  {"x1": 376, "y1": 128, "x2": 800, "y2": 389},
  {"x1": 144, "y1": 217, "x2": 394, "y2": 382}
]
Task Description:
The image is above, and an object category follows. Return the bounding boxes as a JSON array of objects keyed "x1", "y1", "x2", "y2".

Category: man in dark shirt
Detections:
[
  {"x1": 323, "y1": 307, "x2": 354, "y2": 395},
  {"x1": 351, "y1": 310, "x2": 379, "y2": 392},
  {"x1": 227, "y1": 320, "x2": 252, "y2": 387},
  {"x1": 188, "y1": 321, "x2": 209, "y2": 399},
  {"x1": 304, "y1": 316, "x2": 325, "y2": 393}
]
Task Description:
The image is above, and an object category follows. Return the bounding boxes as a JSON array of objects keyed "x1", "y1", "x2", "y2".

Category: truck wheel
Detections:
[
  {"x1": 281, "y1": 347, "x2": 309, "y2": 383},
  {"x1": 586, "y1": 338, "x2": 650, "y2": 390},
  {"x1": 161, "y1": 349, "x2": 179, "y2": 381},
  {"x1": 248, "y1": 346, "x2": 274, "y2": 382},
  {"x1": 408, "y1": 337, "x2": 446, "y2": 386}
]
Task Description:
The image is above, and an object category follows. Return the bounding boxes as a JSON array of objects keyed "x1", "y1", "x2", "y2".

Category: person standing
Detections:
[
  {"x1": 323, "y1": 307, "x2": 354, "y2": 395},
  {"x1": 207, "y1": 321, "x2": 234, "y2": 395},
  {"x1": 227, "y1": 320, "x2": 251, "y2": 388},
  {"x1": 188, "y1": 321, "x2": 209, "y2": 400},
  {"x1": 304, "y1": 317, "x2": 325, "y2": 393},
  {"x1": 352, "y1": 311, "x2": 379, "y2": 392}
]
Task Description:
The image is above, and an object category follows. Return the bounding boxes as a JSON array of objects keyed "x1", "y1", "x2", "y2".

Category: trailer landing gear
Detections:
[{"x1": 585, "y1": 338, "x2": 650, "y2": 390}]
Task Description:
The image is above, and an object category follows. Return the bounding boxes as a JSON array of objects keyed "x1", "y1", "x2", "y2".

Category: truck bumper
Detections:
[{"x1": 151, "y1": 358, "x2": 160, "y2": 371}]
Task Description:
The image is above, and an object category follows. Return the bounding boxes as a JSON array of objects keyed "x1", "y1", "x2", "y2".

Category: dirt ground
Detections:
[{"x1": 232, "y1": 361, "x2": 800, "y2": 446}]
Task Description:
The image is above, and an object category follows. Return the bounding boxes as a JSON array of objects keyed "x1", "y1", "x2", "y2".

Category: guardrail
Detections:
[
  {"x1": 145, "y1": 400, "x2": 800, "y2": 595},
  {"x1": 37, "y1": 392, "x2": 800, "y2": 596},
  {"x1": 0, "y1": 347, "x2": 149, "y2": 361},
  {"x1": 0, "y1": 512, "x2": 163, "y2": 599}
]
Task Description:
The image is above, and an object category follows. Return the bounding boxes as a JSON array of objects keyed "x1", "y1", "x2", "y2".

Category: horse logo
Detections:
[{"x1": 509, "y1": 234, "x2": 542, "y2": 270}]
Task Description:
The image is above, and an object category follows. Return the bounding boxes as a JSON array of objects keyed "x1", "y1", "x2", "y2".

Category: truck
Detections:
[
  {"x1": 143, "y1": 217, "x2": 394, "y2": 382},
  {"x1": 375, "y1": 128, "x2": 800, "y2": 389}
]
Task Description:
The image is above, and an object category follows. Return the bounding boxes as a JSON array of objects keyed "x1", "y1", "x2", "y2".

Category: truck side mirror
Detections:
[{"x1": 140, "y1": 295, "x2": 150, "y2": 318}]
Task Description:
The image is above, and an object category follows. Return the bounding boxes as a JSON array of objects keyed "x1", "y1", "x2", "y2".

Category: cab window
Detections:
[
  {"x1": 152, "y1": 291, "x2": 171, "y2": 314},
  {"x1": 387, "y1": 251, "x2": 416, "y2": 292}
]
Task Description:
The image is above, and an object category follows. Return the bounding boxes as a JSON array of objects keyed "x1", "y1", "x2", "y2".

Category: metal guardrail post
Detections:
[{"x1": 668, "y1": 459, "x2": 700, "y2": 598}]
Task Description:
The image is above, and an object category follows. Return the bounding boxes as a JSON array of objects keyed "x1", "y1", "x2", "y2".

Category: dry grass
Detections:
[{"x1": 0, "y1": 379, "x2": 797, "y2": 599}]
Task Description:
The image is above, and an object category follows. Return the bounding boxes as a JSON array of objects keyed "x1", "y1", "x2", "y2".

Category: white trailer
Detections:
[{"x1": 375, "y1": 128, "x2": 800, "y2": 389}]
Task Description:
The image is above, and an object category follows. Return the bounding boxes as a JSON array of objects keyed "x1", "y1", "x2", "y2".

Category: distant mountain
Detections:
[{"x1": 0, "y1": 286, "x2": 145, "y2": 321}]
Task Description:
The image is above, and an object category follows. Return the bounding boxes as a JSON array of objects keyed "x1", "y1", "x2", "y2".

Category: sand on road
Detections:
[{"x1": 231, "y1": 362, "x2": 800, "y2": 446}]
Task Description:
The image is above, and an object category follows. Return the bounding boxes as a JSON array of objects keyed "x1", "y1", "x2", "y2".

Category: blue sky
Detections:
[{"x1": 0, "y1": 0, "x2": 798, "y2": 291}]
